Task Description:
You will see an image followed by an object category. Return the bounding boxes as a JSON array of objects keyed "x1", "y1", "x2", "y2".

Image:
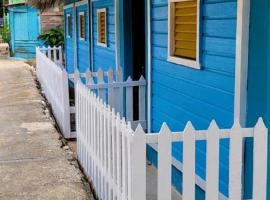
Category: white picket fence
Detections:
[
  {"x1": 39, "y1": 46, "x2": 64, "y2": 67},
  {"x1": 76, "y1": 81, "x2": 268, "y2": 200},
  {"x1": 36, "y1": 47, "x2": 76, "y2": 138},
  {"x1": 36, "y1": 46, "x2": 147, "y2": 138}
]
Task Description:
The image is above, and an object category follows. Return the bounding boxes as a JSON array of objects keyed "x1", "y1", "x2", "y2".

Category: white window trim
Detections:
[
  {"x1": 79, "y1": 12, "x2": 86, "y2": 41},
  {"x1": 167, "y1": 0, "x2": 201, "y2": 70},
  {"x1": 97, "y1": 8, "x2": 108, "y2": 48},
  {"x1": 66, "y1": 14, "x2": 71, "y2": 38}
]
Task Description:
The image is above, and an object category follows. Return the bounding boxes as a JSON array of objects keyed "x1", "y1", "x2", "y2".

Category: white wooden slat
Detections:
[
  {"x1": 113, "y1": 84, "x2": 121, "y2": 115},
  {"x1": 205, "y1": 120, "x2": 220, "y2": 200},
  {"x1": 121, "y1": 118, "x2": 127, "y2": 200},
  {"x1": 253, "y1": 118, "x2": 268, "y2": 200},
  {"x1": 53, "y1": 46, "x2": 57, "y2": 62},
  {"x1": 48, "y1": 46, "x2": 52, "y2": 60},
  {"x1": 182, "y1": 121, "x2": 196, "y2": 200},
  {"x1": 97, "y1": 68, "x2": 106, "y2": 102},
  {"x1": 59, "y1": 46, "x2": 63, "y2": 65},
  {"x1": 158, "y1": 123, "x2": 172, "y2": 200},
  {"x1": 74, "y1": 69, "x2": 80, "y2": 83},
  {"x1": 111, "y1": 108, "x2": 117, "y2": 199},
  {"x1": 100, "y1": 101, "x2": 104, "y2": 199},
  {"x1": 116, "y1": 113, "x2": 122, "y2": 198},
  {"x1": 126, "y1": 77, "x2": 134, "y2": 122},
  {"x1": 107, "y1": 68, "x2": 114, "y2": 107},
  {"x1": 139, "y1": 76, "x2": 146, "y2": 121},
  {"x1": 117, "y1": 68, "x2": 123, "y2": 117},
  {"x1": 107, "y1": 105, "x2": 112, "y2": 200},
  {"x1": 127, "y1": 122, "x2": 132, "y2": 200},
  {"x1": 229, "y1": 121, "x2": 243, "y2": 200},
  {"x1": 85, "y1": 68, "x2": 92, "y2": 85},
  {"x1": 131, "y1": 125, "x2": 146, "y2": 200}
]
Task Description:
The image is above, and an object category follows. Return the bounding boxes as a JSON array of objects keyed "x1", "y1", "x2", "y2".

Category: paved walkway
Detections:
[{"x1": 0, "y1": 59, "x2": 92, "y2": 200}]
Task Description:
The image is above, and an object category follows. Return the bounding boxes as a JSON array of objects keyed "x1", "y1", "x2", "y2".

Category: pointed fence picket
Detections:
[{"x1": 76, "y1": 80, "x2": 268, "y2": 200}]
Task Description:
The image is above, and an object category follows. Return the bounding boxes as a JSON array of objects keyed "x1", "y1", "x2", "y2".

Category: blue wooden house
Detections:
[
  {"x1": 8, "y1": 1, "x2": 40, "y2": 58},
  {"x1": 64, "y1": 0, "x2": 270, "y2": 199}
]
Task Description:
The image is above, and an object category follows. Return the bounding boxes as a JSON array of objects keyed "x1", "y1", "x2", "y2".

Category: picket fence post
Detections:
[
  {"x1": 158, "y1": 123, "x2": 172, "y2": 200},
  {"x1": 253, "y1": 118, "x2": 268, "y2": 200},
  {"x1": 131, "y1": 125, "x2": 146, "y2": 200},
  {"x1": 182, "y1": 122, "x2": 196, "y2": 200},
  {"x1": 205, "y1": 120, "x2": 220, "y2": 200},
  {"x1": 229, "y1": 121, "x2": 243, "y2": 199}
]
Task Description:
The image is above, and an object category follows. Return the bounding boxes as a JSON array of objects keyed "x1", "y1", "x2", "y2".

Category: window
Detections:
[
  {"x1": 66, "y1": 14, "x2": 71, "y2": 38},
  {"x1": 97, "y1": 8, "x2": 107, "y2": 47},
  {"x1": 79, "y1": 12, "x2": 86, "y2": 40},
  {"x1": 168, "y1": 0, "x2": 200, "y2": 69}
]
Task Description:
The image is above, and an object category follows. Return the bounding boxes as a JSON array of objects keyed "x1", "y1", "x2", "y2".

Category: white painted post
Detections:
[
  {"x1": 229, "y1": 121, "x2": 243, "y2": 200},
  {"x1": 126, "y1": 77, "x2": 134, "y2": 122},
  {"x1": 131, "y1": 125, "x2": 146, "y2": 200},
  {"x1": 182, "y1": 121, "x2": 196, "y2": 200},
  {"x1": 205, "y1": 120, "x2": 220, "y2": 200},
  {"x1": 158, "y1": 123, "x2": 172, "y2": 200},
  {"x1": 253, "y1": 118, "x2": 268, "y2": 200}
]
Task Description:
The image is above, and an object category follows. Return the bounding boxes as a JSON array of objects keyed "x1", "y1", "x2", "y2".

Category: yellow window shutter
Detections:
[
  {"x1": 80, "y1": 14, "x2": 85, "y2": 39},
  {"x1": 174, "y1": 0, "x2": 197, "y2": 60},
  {"x1": 98, "y1": 9, "x2": 107, "y2": 45}
]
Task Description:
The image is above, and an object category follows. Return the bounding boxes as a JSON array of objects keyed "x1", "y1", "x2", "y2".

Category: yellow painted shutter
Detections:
[
  {"x1": 174, "y1": 0, "x2": 197, "y2": 60},
  {"x1": 80, "y1": 14, "x2": 85, "y2": 39},
  {"x1": 98, "y1": 11, "x2": 106, "y2": 44}
]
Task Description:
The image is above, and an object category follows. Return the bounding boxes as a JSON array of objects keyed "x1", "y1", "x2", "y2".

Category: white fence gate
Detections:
[
  {"x1": 76, "y1": 81, "x2": 268, "y2": 200},
  {"x1": 36, "y1": 47, "x2": 75, "y2": 138}
]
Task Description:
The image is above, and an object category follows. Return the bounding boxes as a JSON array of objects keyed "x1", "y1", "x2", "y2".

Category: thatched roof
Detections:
[{"x1": 27, "y1": 0, "x2": 63, "y2": 11}]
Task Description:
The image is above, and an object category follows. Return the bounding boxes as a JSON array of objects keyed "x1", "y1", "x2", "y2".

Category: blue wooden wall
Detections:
[
  {"x1": 245, "y1": 0, "x2": 270, "y2": 199},
  {"x1": 9, "y1": 5, "x2": 40, "y2": 59},
  {"x1": 64, "y1": 7, "x2": 75, "y2": 74},
  {"x1": 149, "y1": 0, "x2": 237, "y2": 197},
  {"x1": 76, "y1": 4, "x2": 90, "y2": 73},
  {"x1": 92, "y1": 0, "x2": 116, "y2": 71},
  {"x1": 64, "y1": 2, "x2": 90, "y2": 74}
]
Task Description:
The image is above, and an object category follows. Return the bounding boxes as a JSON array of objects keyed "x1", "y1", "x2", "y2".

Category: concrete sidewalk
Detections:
[{"x1": 0, "y1": 59, "x2": 93, "y2": 200}]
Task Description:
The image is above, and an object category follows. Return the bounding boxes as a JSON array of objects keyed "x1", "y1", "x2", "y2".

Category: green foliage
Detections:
[
  {"x1": 38, "y1": 28, "x2": 64, "y2": 47},
  {"x1": 0, "y1": 16, "x2": 10, "y2": 43}
]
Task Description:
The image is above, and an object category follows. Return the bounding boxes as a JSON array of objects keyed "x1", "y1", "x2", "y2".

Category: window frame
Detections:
[
  {"x1": 167, "y1": 0, "x2": 201, "y2": 69},
  {"x1": 66, "y1": 14, "x2": 71, "y2": 38},
  {"x1": 97, "y1": 8, "x2": 107, "y2": 48},
  {"x1": 79, "y1": 11, "x2": 86, "y2": 41}
]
